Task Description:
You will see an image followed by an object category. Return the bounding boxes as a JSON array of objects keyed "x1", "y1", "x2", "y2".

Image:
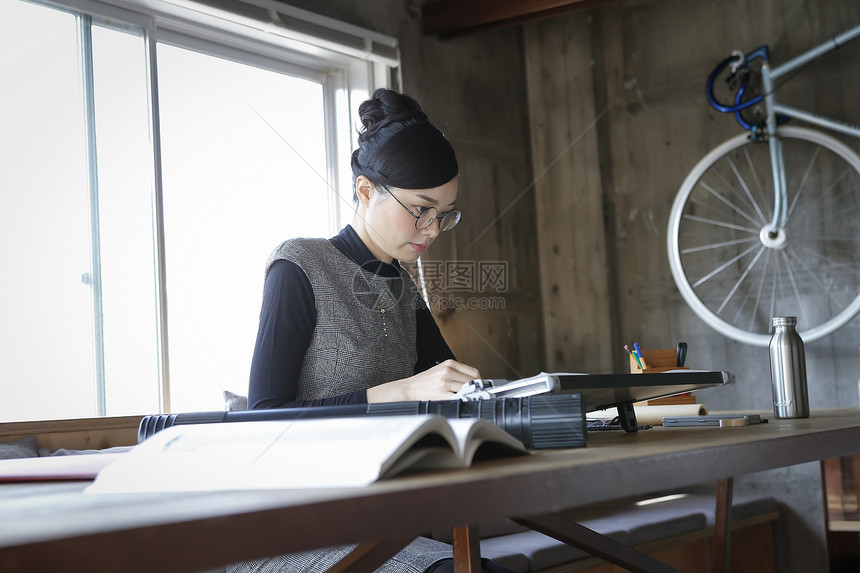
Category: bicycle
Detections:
[{"x1": 667, "y1": 24, "x2": 860, "y2": 347}]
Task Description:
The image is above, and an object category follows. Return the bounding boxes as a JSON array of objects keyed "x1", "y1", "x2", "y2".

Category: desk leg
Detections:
[
  {"x1": 712, "y1": 477, "x2": 734, "y2": 573},
  {"x1": 328, "y1": 537, "x2": 414, "y2": 573},
  {"x1": 452, "y1": 524, "x2": 482, "y2": 573},
  {"x1": 514, "y1": 513, "x2": 682, "y2": 573}
]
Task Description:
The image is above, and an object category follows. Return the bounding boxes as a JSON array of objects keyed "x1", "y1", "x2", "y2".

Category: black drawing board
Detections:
[{"x1": 555, "y1": 370, "x2": 733, "y2": 432}]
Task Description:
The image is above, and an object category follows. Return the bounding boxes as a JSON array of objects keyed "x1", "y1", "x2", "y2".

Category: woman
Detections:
[
  {"x1": 248, "y1": 88, "x2": 480, "y2": 411},
  {"x1": 241, "y1": 89, "x2": 511, "y2": 573}
]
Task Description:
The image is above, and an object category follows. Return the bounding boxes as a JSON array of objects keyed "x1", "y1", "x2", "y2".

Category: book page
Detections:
[
  {"x1": 447, "y1": 419, "x2": 527, "y2": 464},
  {"x1": 86, "y1": 415, "x2": 453, "y2": 494},
  {"x1": 379, "y1": 419, "x2": 528, "y2": 474},
  {"x1": 0, "y1": 453, "x2": 125, "y2": 482}
]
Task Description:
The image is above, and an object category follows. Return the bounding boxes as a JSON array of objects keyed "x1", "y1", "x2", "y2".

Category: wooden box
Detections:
[{"x1": 630, "y1": 347, "x2": 694, "y2": 406}]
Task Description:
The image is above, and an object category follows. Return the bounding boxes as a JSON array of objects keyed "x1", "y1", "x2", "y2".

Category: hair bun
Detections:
[
  {"x1": 351, "y1": 88, "x2": 457, "y2": 193},
  {"x1": 357, "y1": 88, "x2": 427, "y2": 141}
]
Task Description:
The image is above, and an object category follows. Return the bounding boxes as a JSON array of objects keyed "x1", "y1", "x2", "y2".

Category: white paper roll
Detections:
[{"x1": 633, "y1": 404, "x2": 708, "y2": 426}]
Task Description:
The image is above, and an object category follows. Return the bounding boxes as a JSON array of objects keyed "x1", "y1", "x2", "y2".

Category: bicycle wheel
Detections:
[{"x1": 668, "y1": 126, "x2": 860, "y2": 346}]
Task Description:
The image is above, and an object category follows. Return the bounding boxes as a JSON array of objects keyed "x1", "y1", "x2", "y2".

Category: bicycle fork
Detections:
[{"x1": 761, "y1": 60, "x2": 788, "y2": 237}]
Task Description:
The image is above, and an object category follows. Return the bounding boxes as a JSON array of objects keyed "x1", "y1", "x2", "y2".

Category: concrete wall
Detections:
[{"x1": 524, "y1": 1, "x2": 860, "y2": 570}]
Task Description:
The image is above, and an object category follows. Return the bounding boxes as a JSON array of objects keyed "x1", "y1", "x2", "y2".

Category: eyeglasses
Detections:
[{"x1": 379, "y1": 184, "x2": 461, "y2": 231}]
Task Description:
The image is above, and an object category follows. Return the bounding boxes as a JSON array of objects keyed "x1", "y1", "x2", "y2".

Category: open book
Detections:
[
  {"x1": 86, "y1": 415, "x2": 528, "y2": 494},
  {"x1": 0, "y1": 453, "x2": 126, "y2": 483}
]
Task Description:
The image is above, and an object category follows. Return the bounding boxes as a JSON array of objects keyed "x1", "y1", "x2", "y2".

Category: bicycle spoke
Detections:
[
  {"x1": 747, "y1": 249, "x2": 772, "y2": 330},
  {"x1": 711, "y1": 165, "x2": 741, "y2": 198},
  {"x1": 768, "y1": 258, "x2": 778, "y2": 329},
  {"x1": 785, "y1": 145, "x2": 820, "y2": 220},
  {"x1": 789, "y1": 167, "x2": 853, "y2": 228},
  {"x1": 780, "y1": 249, "x2": 809, "y2": 326},
  {"x1": 680, "y1": 236, "x2": 759, "y2": 254},
  {"x1": 728, "y1": 157, "x2": 769, "y2": 225},
  {"x1": 682, "y1": 214, "x2": 760, "y2": 234},
  {"x1": 717, "y1": 246, "x2": 766, "y2": 315},
  {"x1": 794, "y1": 243, "x2": 860, "y2": 279},
  {"x1": 711, "y1": 166, "x2": 766, "y2": 222},
  {"x1": 789, "y1": 234, "x2": 860, "y2": 243},
  {"x1": 785, "y1": 248, "x2": 850, "y2": 308},
  {"x1": 692, "y1": 244, "x2": 761, "y2": 288},
  {"x1": 732, "y1": 277, "x2": 757, "y2": 324},
  {"x1": 698, "y1": 180, "x2": 761, "y2": 226},
  {"x1": 799, "y1": 201, "x2": 860, "y2": 230},
  {"x1": 685, "y1": 190, "x2": 753, "y2": 224},
  {"x1": 744, "y1": 146, "x2": 772, "y2": 216}
]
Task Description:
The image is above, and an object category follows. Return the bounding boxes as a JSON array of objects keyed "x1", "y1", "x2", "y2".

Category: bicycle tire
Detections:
[{"x1": 668, "y1": 126, "x2": 860, "y2": 346}]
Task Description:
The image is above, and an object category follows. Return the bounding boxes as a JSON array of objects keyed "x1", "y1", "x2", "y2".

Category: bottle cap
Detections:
[{"x1": 772, "y1": 316, "x2": 797, "y2": 326}]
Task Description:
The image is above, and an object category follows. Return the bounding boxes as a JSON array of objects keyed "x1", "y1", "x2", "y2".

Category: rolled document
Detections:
[
  {"x1": 633, "y1": 404, "x2": 708, "y2": 426},
  {"x1": 588, "y1": 403, "x2": 708, "y2": 426}
]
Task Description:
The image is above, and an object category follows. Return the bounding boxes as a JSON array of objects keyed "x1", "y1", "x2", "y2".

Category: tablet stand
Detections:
[{"x1": 616, "y1": 402, "x2": 639, "y2": 433}]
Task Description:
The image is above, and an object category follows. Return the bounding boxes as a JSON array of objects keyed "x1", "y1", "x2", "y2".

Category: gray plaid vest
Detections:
[
  {"x1": 256, "y1": 239, "x2": 451, "y2": 572},
  {"x1": 266, "y1": 238, "x2": 420, "y2": 400}
]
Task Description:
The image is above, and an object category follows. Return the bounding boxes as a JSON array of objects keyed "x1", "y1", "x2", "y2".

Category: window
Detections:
[{"x1": 0, "y1": 0, "x2": 399, "y2": 421}]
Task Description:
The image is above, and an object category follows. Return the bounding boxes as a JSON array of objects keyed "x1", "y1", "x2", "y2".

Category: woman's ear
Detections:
[{"x1": 355, "y1": 176, "x2": 375, "y2": 208}]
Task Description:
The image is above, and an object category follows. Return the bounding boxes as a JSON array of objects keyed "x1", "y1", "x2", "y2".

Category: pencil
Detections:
[{"x1": 625, "y1": 345, "x2": 644, "y2": 370}]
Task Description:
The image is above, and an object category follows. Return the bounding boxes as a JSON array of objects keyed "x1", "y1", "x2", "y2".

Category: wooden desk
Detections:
[{"x1": 1, "y1": 408, "x2": 859, "y2": 573}]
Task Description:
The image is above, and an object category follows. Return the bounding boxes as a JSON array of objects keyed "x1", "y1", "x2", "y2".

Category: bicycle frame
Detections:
[
  {"x1": 765, "y1": 24, "x2": 860, "y2": 139},
  {"x1": 708, "y1": 23, "x2": 860, "y2": 233},
  {"x1": 761, "y1": 23, "x2": 860, "y2": 232}
]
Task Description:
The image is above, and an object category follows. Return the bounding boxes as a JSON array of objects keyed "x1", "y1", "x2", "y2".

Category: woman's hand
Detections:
[{"x1": 366, "y1": 359, "x2": 481, "y2": 402}]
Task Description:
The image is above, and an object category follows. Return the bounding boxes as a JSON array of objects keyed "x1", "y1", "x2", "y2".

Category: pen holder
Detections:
[
  {"x1": 629, "y1": 348, "x2": 687, "y2": 374},
  {"x1": 630, "y1": 348, "x2": 693, "y2": 406}
]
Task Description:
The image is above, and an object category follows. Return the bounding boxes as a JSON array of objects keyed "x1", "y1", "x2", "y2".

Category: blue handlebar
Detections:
[
  {"x1": 705, "y1": 46, "x2": 768, "y2": 113},
  {"x1": 705, "y1": 45, "x2": 788, "y2": 130}
]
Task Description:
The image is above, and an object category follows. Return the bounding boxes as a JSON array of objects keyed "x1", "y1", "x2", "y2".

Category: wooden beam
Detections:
[
  {"x1": 0, "y1": 416, "x2": 142, "y2": 451},
  {"x1": 421, "y1": 0, "x2": 616, "y2": 38}
]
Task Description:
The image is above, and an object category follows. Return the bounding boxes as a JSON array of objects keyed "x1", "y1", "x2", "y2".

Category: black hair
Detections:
[{"x1": 351, "y1": 88, "x2": 458, "y2": 200}]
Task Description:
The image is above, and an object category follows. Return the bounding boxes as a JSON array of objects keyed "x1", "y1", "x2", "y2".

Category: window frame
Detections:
[{"x1": 16, "y1": 0, "x2": 399, "y2": 417}]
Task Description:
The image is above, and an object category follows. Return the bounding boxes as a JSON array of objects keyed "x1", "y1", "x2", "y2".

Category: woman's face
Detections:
[{"x1": 360, "y1": 176, "x2": 459, "y2": 263}]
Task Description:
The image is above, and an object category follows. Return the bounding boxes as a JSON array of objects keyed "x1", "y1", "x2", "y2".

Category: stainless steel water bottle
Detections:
[{"x1": 769, "y1": 317, "x2": 809, "y2": 419}]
